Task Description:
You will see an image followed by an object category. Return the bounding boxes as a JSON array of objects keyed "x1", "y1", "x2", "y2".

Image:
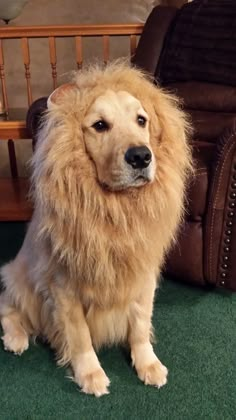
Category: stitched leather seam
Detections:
[
  {"x1": 196, "y1": 170, "x2": 207, "y2": 175},
  {"x1": 217, "y1": 158, "x2": 236, "y2": 286},
  {"x1": 209, "y1": 138, "x2": 235, "y2": 280}
]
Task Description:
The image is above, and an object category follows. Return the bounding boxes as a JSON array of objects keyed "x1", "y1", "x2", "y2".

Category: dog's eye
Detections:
[
  {"x1": 92, "y1": 120, "x2": 109, "y2": 132},
  {"x1": 137, "y1": 115, "x2": 147, "y2": 127}
]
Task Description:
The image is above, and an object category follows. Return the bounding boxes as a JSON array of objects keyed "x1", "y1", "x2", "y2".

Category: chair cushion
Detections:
[
  {"x1": 166, "y1": 220, "x2": 205, "y2": 285},
  {"x1": 159, "y1": 0, "x2": 236, "y2": 86},
  {"x1": 167, "y1": 82, "x2": 236, "y2": 112},
  {"x1": 189, "y1": 110, "x2": 236, "y2": 142},
  {"x1": 187, "y1": 155, "x2": 208, "y2": 220}
]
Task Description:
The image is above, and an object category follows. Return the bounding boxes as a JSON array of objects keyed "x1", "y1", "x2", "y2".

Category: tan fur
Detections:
[{"x1": 0, "y1": 62, "x2": 192, "y2": 396}]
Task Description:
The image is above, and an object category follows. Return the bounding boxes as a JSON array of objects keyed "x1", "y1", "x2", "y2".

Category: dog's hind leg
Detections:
[
  {"x1": 0, "y1": 296, "x2": 29, "y2": 355},
  {"x1": 0, "y1": 258, "x2": 33, "y2": 356}
]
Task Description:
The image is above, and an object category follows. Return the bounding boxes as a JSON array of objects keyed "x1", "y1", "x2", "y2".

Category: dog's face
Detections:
[{"x1": 82, "y1": 89, "x2": 156, "y2": 191}]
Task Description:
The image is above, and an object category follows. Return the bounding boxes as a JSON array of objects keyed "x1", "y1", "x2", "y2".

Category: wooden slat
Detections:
[
  {"x1": 0, "y1": 24, "x2": 144, "y2": 38},
  {"x1": 0, "y1": 178, "x2": 32, "y2": 221},
  {"x1": 103, "y1": 35, "x2": 110, "y2": 65},
  {"x1": 48, "y1": 36, "x2": 57, "y2": 89},
  {"x1": 0, "y1": 40, "x2": 9, "y2": 113},
  {"x1": 21, "y1": 37, "x2": 33, "y2": 106},
  {"x1": 130, "y1": 34, "x2": 137, "y2": 56},
  {"x1": 75, "y1": 36, "x2": 83, "y2": 69}
]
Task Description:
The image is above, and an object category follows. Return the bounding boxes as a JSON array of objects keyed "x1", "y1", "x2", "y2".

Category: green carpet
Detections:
[{"x1": 0, "y1": 222, "x2": 235, "y2": 420}]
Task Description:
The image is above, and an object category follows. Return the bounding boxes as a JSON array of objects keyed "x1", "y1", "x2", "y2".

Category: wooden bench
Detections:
[{"x1": 0, "y1": 23, "x2": 143, "y2": 221}]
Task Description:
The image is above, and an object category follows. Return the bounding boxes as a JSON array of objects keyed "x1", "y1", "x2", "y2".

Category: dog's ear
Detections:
[{"x1": 47, "y1": 83, "x2": 77, "y2": 108}]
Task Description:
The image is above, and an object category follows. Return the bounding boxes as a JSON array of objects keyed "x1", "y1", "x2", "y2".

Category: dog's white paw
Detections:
[
  {"x1": 2, "y1": 331, "x2": 29, "y2": 355},
  {"x1": 137, "y1": 360, "x2": 168, "y2": 388},
  {"x1": 76, "y1": 367, "x2": 110, "y2": 397}
]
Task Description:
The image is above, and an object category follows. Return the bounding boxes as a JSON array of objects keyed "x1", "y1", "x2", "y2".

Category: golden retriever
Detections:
[{"x1": 0, "y1": 62, "x2": 192, "y2": 397}]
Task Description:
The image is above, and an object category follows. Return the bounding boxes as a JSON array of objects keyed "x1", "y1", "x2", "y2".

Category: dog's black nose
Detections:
[{"x1": 125, "y1": 146, "x2": 152, "y2": 169}]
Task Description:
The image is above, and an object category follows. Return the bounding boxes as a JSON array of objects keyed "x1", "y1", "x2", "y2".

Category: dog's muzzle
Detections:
[{"x1": 124, "y1": 146, "x2": 152, "y2": 169}]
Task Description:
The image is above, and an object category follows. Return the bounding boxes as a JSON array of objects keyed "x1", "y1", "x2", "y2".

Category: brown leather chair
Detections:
[{"x1": 133, "y1": 0, "x2": 236, "y2": 291}]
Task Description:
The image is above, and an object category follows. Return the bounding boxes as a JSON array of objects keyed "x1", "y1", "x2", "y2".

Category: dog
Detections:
[{"x1": 0, "y1": 62, "x2": 192, "y2": 396}]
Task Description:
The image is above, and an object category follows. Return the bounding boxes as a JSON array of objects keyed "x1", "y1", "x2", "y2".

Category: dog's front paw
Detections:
[
  {"x1": 131, "y1": 342, "x2": 168, "y2": 388},
  {"x1": 137, "y1": 359, "x2": 168, "y2": 388},
  {"x1": 2, "y1": 331, "x2": 29, "y2": 355},
  {"x1": 76, "y1": 367, "x2": 110, "y2": 397}
]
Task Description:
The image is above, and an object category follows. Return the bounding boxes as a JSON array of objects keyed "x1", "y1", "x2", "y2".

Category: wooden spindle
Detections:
[
  {"x1": 48, "y1": 36, "x2": 58, "y2": 89},
  {"x1": 130, "y1": 35, "x2": 137, "y2": 57},
  {"x1": 8, "y1": 139, "x2": 18, "y2": 179},
  {"x1": 103, "y1": 35, "x2": 110, "y2": 65},
  {"x1": 21, "y1": 37, "x2": 33, "y2": 106},
  {"x1": 75, "y1": 36, "x2": 83, "y2": 69},
  {"x1": 0, "y1": 40, "x2": 9, "y2": 114}
]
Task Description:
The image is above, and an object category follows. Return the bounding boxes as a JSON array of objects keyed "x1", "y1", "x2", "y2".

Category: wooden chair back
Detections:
[{"x1": 0, "y1": 23, "x2": 143, "y2": 220}]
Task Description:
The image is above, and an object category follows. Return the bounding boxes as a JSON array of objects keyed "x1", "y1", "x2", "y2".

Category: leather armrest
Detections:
[
  {"x1": 166, "y1": 130, "x2": 236, "y2": 291},
  {"x1": 132, "y1": 6, "x2": 177, "y2": 77},
  {"x1": 26, "y1": 97, "x2": 48, "y2": 149},
  {"x1": 204, "y1": 128, "x2": 236, "y2": 290}
]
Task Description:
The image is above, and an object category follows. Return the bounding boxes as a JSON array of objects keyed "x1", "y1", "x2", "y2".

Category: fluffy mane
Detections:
[{"x1": 30, "y1": 63, "x2": 192, "y2": 307}]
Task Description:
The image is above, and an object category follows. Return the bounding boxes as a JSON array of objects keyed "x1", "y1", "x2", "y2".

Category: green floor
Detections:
[{"x1": 0, "y1": 222, "x2": 235, "y2": 420}]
